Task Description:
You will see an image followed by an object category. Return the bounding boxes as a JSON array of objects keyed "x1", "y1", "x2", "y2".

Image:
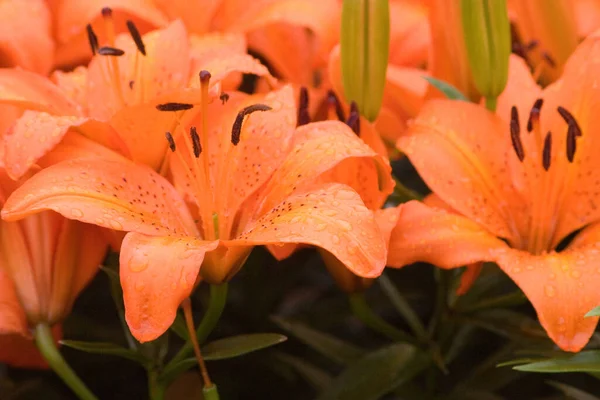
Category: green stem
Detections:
[
  {"x1": 203, "y1": 384, "x2": 221, "y2": 400},
  {"x1": 34, "y1": 324, "x2": 98, "y2": 400},
  {"x1": 390, "y1": 176, "x2": 423, "y2": 203},
  {"x1": 485, "y1": 96, "x2": 497, "y2": 112},
  {"x1": 148, "y1": 369, "x2": 166, "y2": 400},
  {"x1": 349, "y1": 293, "x2": 417, "y2": 345},
  {"x1": 169, "y1": 283, "x2": 229, "y2": 365}
]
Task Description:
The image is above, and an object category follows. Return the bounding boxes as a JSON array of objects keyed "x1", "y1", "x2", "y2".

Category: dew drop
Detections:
[
  {"x1": 337, "y1": 220, "x2": 352, "y2": 232},
  {"x1": 129, "y1": 253, "x2": 149, "y2": 272},
  {"x1": 544, "y1": 284, "x2": 556, "y2": 298},
  {"x1": 332, "y1": 234, "x2": 340, "y2": 244},
  {"x1": 315, "y1": 223, "x2": 327, "y2": 231},
  {"x1": 71, "y1": 208, "x2": 83, "y2": 218},
  {"x1": 134, "y1": 281, "x2": 145, "y2": 291},
  {"x1": 570, "y1": 270, "x2": 581, "y2": 279},
  {"x1": 109, "y1": 219, "x2": 123, "y2": 230}
]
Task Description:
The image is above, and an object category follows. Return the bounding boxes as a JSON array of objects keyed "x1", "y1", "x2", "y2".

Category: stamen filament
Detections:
[
  {"x1": 326, "y1": 90, "x2": 346, "y2": 122},
  {"x1": 181, "y1": 298, "x2": 214, "y2": 389},
  {"x1": 297, "y1": 87, "x2": 310, "y2": 126}
]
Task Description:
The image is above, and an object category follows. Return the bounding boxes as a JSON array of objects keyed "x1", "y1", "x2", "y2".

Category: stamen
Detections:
[
  {"x1": 527, "y1": 98, "x2": 544, "y2": 133},
  {"x1": 126, "y1": 20, "x2": 146, "y2": 56},
  {"x1": 557, "y1": 106, "x2": 582, "y2": 137},
  {"x1": 542, "y1": 131, "x2": 552, "y2": 171},
  {"x1": 86, "y1": 24, "x2": 99, "y2": 55},
  {"x1": 220, "y1": 93, "x2": 229, "y2": 105},
  {"x1": 524, "y1": 40, "x2": 539, "y2": 51},
  {"x1": 326, "y1": 90, "x2": 346, "y2": 121},
  {"x1": 97, "y1": 46, "x2": 125, "y2": 56},
  {"x1": 231, "y1": 104, "x2": 273, "y2": 145},
  {"x1": 566, "y1": 125, "x2": 577, "y2": 163},
  {"x1": 200, "y1": 70, "x2": 211, "y2": 83},
  {"x1": 542, "y1": 52, "x2": 556, "y2": 68},
  {"x1": 156, "y1": 103, "x2": 194, "y2": 112},
  {"x1": 346, "y1": 102, "x2": 360, "y2": 136},
  {"x1": 165, "y1": 132, "x2": 176, "y2": 152},
  {"x1": 129, "y1": 80, "x2": 134, "y2": 89},
  {"x1": 297, "y1": 87, "x2": 310, "y2": 126},
  {"x1": 510, "y1": 106, "x2": 525, "y2": 161},
  {"x1": 190, "y1": 126, "x2": 202, "y2": 158},
  {"x1": 101, "y1": 7, "x2": 112, "y2": 17}
]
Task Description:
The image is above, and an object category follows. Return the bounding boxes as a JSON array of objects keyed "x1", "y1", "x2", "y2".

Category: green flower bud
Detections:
[
  {"x1": 340, "y1": 0, "x2": 390, "y2": 122},
  {"x1": 460, "y1": 0, "x2": 511, "y2": 109}
]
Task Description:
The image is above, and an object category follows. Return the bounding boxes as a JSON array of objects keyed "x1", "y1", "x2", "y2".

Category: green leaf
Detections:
[
  {"x1": 272, "y1": 316, "x2": 364, "y2": 365},
  {"x1": 169, "y1": 312, "x2": 188, "y2": 340},
  {"x1": 101, "y1": 265, "x2": 138, "y2": 350},
  {"x1": 423, "y1": 76, "x2": 469, "y2": 101},
  {"x1": 317, "y1": 343, "x2": 428, "y2": 400},
  {"x1": 585, "y1": 306, "x2": 600, "y2": 318},
  {"x1": 60, "y1": 340, "x2": 148, "y2": 365},
  {"x1": 378, "y1": 274, "x2": 427, "y2": 341},
  {"x1": 202, "y1": 334, "x2": 287, "y2": 361},
  {"x1": 159, "y1": 358, "x2": 197, "y2": 386},
  {"x1": 547, "y1": 380, "x2": 600, "y2": 400},
  {"x1": 512, "y1": 351, "x2": 600, "y2": 373},
  {"x1": 275, "y1": 352, "x2": 333, "y2": 391}
]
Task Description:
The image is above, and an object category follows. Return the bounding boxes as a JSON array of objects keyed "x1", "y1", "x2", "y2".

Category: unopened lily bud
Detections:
[
  {"x1": 461, "y1": 0, "x2": 511, "y2": 109},
  {"x1": 340, "y1": 0, "x2": 390, "y2": 122}
]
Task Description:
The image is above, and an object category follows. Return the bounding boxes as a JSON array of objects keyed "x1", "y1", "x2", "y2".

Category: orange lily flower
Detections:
[
  {"x1": 393, "y1": 35, "x2": 600, "y2": 352},
  {"x1": 2, "y1": 85, "x2": 392, "y2": 343},
  {"x1": 0, "y1": 168, "x2": 106, "y2": 367},
  {"x1": 0, "y1": 16, "x2": 271, "y2": 178},
  {"x1": 0, "y1": 0, "x2": 54, "y2": 75}
]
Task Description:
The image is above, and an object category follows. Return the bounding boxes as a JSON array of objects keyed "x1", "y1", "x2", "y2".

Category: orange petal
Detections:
[
  {"x1": 2, "y1": 158, "x2": 197, "y2": 237},
  {"x1": 388, "y1": 0, "x2": 430, "y2": 68},
  {"x1": 153, "y1": 0, "x2": 222, "y2": 34},
  {"x1": 456, "y1": 262, "x2": 484, "y2": 296},
  {"x1": 3, "y1": 111, "x2": 87, "y2": 180},
  {"x1": 490, "y1": 226, "x2": 600, "y2": 351},
  {"x1": 0, "y1": 269, "x2": 28, "y2": 336},
  {"x1": 0, "y1": 326, "x2": 62, "y2": 369},
  {"x1": 398, "y1": 100, "x2": 524, "y2": 242},
  {"x1": 539, "y1": 35, "x2": 600, "y2": 246},
  {"x1": 236, "y1": 183, "x2": 387, "y2": 278},
  {"x1": 48, "y1": 220, "x2": 107, "y2": 323},
  {"x1": 0, "y1": 0, "x2": 53, "y2": 75},
  {"x1": 0, "y1": 69, "x2": 79, "y2": 115},
  {"x1": 258, "y1": 120, "x2": 393, "y2": 214},
  {"x1": 496, "y1": 55, "x2": 542, "y2": 124},
  {"x1": 373, "y1": 206, "x2": 402, "y2": 245},
  {"x1": 51, "y1": 67, "x2": 89, "y2": 113},
  {"x1": 120, "y1": 233, "x2": 218, "y2": 342},
  {"x1": 53, "y1": 0, "x2": 168, "y2": 69},
  {"x1": 386, "y1": 201, "x2": 506, "y2": 269},
  {"x1": 575, "y1": 0, "x2": 600, "y2": 37}
]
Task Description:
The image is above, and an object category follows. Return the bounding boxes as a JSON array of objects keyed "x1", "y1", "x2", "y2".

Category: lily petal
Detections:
[
  {"x1": 258, "y1": 120, "x2": 393, "y2": 215},
  {"x1": 0, "y1": 326, "x2": 62, "y2": 369},
  {"x1": 0, "y1": 269, "x2": 28, "y2": 336},
  {"x1": 2, "y1": 158, "x2": 196, "y2": 237},
  {"x1": 120, "y1": 232, "x2": 218, "y2": 342},
  {"x1": 237, "y1": 183, "x2": 387, "y2": 278},
  {"x1": 153, "y1": 0, "x2": 221, "y2": 34},
  {"x1": 491, "y1": 223, "x2": 600, "y2": 351},
  {"x1": 398, "y1": 100, "x2": 525, "y2": 243},
  {"x1": 386, "y1": 201, "x2": 506, "y2": 269},
  {"x1": 0, "y1": 0, "x2": 53, "y2": 75}
]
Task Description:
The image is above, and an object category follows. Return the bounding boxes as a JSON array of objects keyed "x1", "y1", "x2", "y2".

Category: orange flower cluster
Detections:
[{"x1": 2, "y1": 0, "x2": 600, "y2": 374}]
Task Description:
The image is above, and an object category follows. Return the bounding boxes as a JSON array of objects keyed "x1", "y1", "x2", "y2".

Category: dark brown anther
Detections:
[
  {"x1": 542, "y1": 131, "x2": 552, "y2": 171},
  {"x1": 220, "y1": 93, "x2": 229, "y2": 105},
  {"x1": 524, "y1": 40, "x2": 539, "y2": 51},
  {"x1": 165, "y1": 132, "x2": 176, "y2": 152},
  {"x1": 346, "y1": 102, "x2": 360, "y2": 136},
  {"x1": 126, "y1": 20, "x2": 146, "y2": 56},
  {"x1": 129, "y1": 80, "x2": 134, "y2": 89},
  {"x1": 527, "y1": 98, "x2": 544, "y2": 132},
  {"x1": 297, "y1": 87, "x2": 310, "y2": 127},
  {"x1": 326, "y1": 90, "x2": 346, "y2": 121},
  {"x1": 190, "y1": 127, "x2": 202, "y2": 157},
  {"x1": 231, "y1": 104, "x2": 273, "y2": 145},
  {"x1": 101, "y1": 7, "x2": 112, "y2": 17},
  {"x1": 98, "y1": 46, "x2": 125, "y2": 56},
  {"x1": 510, "y1": 106, "x2": 525, "y2": 161},
  {"x1": 566, "y1": 125, "x2": 577, "y2": 163},
  {"x1": 557, "y1": 106, "x2": 582, "y2": 137},
  {"x1": 156, "y1": 103, "x2": 194, "y2": 112},
  {"x1": 542, "y1": 52, "x2": 557, "y2": 68},
  {"x1": 86, "y1": 24, "x2": 99, "y2": 55},
  {"x1": 199, "y1": 70, "x2": 211, "y2": 83}
]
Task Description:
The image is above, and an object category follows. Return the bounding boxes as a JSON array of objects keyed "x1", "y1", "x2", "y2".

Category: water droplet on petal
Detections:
[
  {"x1": 544, "y1": 284, "x2": 556, "y2": 298},
  {"x1": 71, "y1": 208, "x2": 83, "y2": 218},
  {"x1": 337, "y1": 220, "x2": 352, "y2": 232},
  {"x1": 570, "y1": 270, "x2": 581, "y2": 279},
  {"x1": 332, "y1": 235, "x2": 340, "y2": 244},
  {"x1": 129, "y1": 253, "x2": 149, "y2": 272},
  {"x1": 134, "y1": 281, "x2": 145, "y2": 291},
  {"x1": 109, "y1": 220, "x2": 123, "y2": 230}
]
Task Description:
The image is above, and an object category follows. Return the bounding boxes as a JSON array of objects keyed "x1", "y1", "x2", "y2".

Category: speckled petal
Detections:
[
  {"x1": 257, "y1": 120, "x2": 393, "y2": 215},
  {"x1": 120, "y1": 232, "x2": 218, "y2": 342},
  {"x1": 236, "y1": 183, "x2": 387, "y2": 278},
  {"x1": 398, "y1": 100, "x2": 524, "y2": 242},
  {"x1": 386, "y1": 200, "x2": 506, "y2": 269},
  {"x1": 2, "y1": 158, "x2": 197, "y2": 237}
]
